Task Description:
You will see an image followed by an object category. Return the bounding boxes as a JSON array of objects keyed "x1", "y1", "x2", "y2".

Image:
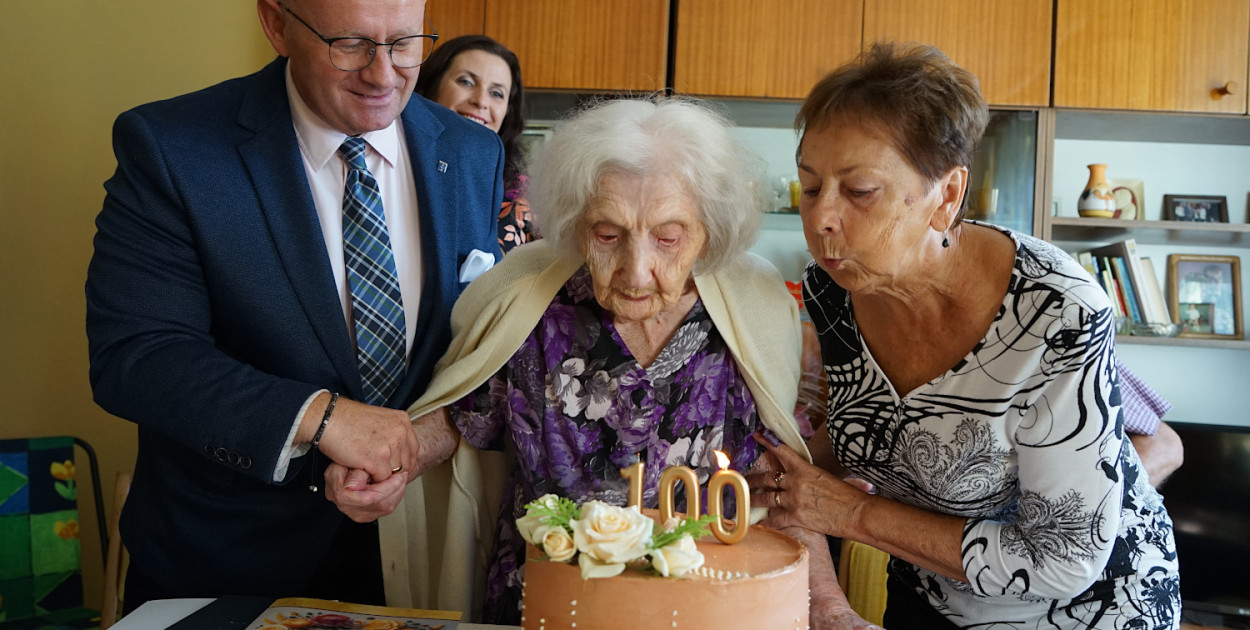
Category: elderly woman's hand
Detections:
[
  {"x1": 780, "y1": 524, "x2": 884, "y2": 630},
  {"x1": 746, "y1": 434, "x2": 872, "y2": 539},
  {"x1": 814, "y1": 606, "x2": 884, "y2": 630}
]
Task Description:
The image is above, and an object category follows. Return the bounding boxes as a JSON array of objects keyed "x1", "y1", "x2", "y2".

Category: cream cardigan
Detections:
[{"x1": 378, "y1": 240, "x2": 810, "y2": 618}]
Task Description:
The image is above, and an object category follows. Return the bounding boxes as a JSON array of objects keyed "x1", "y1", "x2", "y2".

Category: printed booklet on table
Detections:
[{"x1": 247, "y1": 597, "x2": 460, "y2": 630}]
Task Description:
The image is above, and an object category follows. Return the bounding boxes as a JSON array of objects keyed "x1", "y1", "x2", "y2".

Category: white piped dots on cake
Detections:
[{"x1": 693, "y1": 566, "x2": 751, "y2": 580}]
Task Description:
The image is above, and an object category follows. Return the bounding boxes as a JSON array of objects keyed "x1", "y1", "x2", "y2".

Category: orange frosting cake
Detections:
[{"x1": 519, "y1": 510, "x2": 809, "y2": 630}]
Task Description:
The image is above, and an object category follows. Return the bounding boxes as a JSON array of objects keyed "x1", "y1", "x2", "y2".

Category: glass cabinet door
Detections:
[{"x1": 967, "y1": 109, "x2": 1039, "y2": 235}]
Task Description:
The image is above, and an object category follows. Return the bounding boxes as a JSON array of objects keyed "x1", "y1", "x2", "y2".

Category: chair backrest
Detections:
[
  {"x1": 0, "y1": 436, "x2": 104, "y2": 624},
  {"x1": 837, "y1": 539, "x2": 890, "y2": 627},
  {"x1": 100, "y1": 471, "x2": 131, "y2": 630}
]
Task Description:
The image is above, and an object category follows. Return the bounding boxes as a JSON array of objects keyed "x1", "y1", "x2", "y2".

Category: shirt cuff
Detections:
[{"x1": 273, "y1": 389, "x2": 326, "y2": 482}]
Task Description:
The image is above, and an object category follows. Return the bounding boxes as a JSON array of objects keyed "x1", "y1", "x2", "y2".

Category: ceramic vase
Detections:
[{"x1": 1077, "y1": 163, "x2": 1116, "y2": 218}]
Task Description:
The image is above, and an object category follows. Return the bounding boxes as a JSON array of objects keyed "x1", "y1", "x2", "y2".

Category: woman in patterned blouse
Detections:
[{"x1": 750, "y1": 43, "x2": 1180, "y2": 629}]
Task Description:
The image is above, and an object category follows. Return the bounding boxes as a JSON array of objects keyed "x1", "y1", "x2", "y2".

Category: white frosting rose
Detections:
[
  {"x1": 516, "y1": 512, "x2": 545, "y2": 545},
  {"x1": 536, "y1": 525, "x2": 577, "y2": 563},
  {"x1": 578, "y1": 550, "x2": 626, "y2": 579},
  {"x1": 571, "y1": 502, "x2": 652, "y2": 579},
  {"x1": 516, "y1": 494, "x2": 562, "y2": 544},
  {"x1": 650, "y1": 534, "x2": 705, "y2": 577}
]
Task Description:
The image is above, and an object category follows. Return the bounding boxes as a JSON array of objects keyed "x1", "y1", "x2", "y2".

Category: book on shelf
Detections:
[
  {"x1": 1109, "y1": 256, "x2": 1143, "y2": 323},
  {"x1": 1076, "y1": 251, "x2": 1098, "y2": 280},
  {"x1": 1076, "y1": 251, "x2": 1126, "y2": 318},
  {"x1": 1137, "y1": 257, "x2": 1172, "y2": 325},
  {"x1": 166, "y1": 595, "x2": 460, "y2": 630},
  {"x1": 1085, "y1": 239, "x2": 1170, "y2": 325},
  {"x1": 1100, "y1": 267, "x2": 1126, "y2": 318}
]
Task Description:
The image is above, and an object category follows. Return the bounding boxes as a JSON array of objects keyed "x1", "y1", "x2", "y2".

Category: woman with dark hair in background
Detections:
[{"x1": 416, "y1": 35, "x2": 534, "y2": 252}]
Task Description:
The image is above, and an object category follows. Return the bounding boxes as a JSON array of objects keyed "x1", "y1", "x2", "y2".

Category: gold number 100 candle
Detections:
[
  {"x1": 707, "y1": 450, "x2": 749, "y2": 544},
  {"x1": 618, "y1": 450, "x2": 750, "y2": 544}
]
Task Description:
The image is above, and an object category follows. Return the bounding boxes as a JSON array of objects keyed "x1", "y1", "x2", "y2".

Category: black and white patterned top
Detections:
[{"x1": 803, "y1": 223, "x2": 1180, "y2": 629}]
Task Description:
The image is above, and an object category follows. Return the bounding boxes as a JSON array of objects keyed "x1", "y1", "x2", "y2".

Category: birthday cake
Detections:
[{"x1": 517, "y1": 498, "x2": 809, "y2": 630}]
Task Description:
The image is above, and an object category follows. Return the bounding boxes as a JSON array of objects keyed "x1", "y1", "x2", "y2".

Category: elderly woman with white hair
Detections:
[{"x1": 327, "y1": 96, "x2": 875, "y2": 628}]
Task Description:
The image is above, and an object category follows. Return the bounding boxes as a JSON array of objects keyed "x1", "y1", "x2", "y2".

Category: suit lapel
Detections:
[
  {"x1": 236, "y1": 59, "x2": 363, "y2": 400},
  {"x1": 392, "y1": 99, "x2": 455, "y2": 406}
]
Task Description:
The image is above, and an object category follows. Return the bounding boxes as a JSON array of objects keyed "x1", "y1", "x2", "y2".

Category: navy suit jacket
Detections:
[{"x1": 86, "y1": 58, "x2": 503, "y2": 597}]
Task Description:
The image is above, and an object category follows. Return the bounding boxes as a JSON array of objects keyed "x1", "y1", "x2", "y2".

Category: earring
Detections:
[{"x1": 942, "y1": 230, "x2": 950, "y2": 248}]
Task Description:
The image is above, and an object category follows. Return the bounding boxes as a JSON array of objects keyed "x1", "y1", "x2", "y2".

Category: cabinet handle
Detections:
[{"x1": 1210, "y1": 81, "x2": 1238, "y2": 100}]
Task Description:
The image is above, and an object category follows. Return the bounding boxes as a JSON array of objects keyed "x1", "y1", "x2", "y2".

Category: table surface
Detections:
[
  {"x1": 110, "y1": 598, "x2": 518, "y2": 630},
  {"x1": 114, "y1": 600, "x2": 1237, "y2": 630}
]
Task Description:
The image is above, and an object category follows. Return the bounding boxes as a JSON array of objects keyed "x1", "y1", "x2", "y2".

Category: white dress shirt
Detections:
[{"x1": 275, "y1": 65, "x2": 423, "y2": 480}]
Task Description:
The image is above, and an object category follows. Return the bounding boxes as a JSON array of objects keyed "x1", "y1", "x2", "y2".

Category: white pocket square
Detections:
[{"x1": 458, "y1": 249, "x2": 495, "y2": 283}]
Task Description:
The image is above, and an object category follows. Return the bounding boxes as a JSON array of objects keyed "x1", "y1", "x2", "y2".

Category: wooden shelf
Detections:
[
  {"x1": 1048, "y1": 217, "x2": 1250, "y2": 247},
  {"x1": 1117, "y1": 334, "x2": 1250, "y2": 350}
]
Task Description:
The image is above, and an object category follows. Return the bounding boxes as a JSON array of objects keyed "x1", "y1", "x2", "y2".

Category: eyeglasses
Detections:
[{"x1": 280, "y1": 2, "x2": 438, "y2": 71}]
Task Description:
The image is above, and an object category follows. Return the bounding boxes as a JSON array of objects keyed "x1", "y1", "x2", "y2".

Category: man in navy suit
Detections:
[{"x1": 86, "y1": 0, "x2": 502, "y2": 610}]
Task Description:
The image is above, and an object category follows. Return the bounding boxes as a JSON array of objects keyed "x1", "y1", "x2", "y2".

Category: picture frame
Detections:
[
  {"x1": 1168, "y1": 254, "x2": 1243, "y2": 340},
  {"x1": 1162, "y1": 194, "x2": 1229, "y2": 222},
  {"x1": 1108, "y1": 178, "x2": 1144, "y2": 220}
]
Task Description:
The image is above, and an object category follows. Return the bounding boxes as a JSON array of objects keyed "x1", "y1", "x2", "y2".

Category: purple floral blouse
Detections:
[{"x1": 451, "y1": 266, "x2": 762, "y2": 624}]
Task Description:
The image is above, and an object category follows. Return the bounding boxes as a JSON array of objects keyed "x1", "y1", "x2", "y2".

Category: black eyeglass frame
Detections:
[{"x1": 279, "y1": 2, "x2": 439, "y2": 71}]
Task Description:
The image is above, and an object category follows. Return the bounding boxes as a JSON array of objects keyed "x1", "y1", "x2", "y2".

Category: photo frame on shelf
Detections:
[
  {"x1": 1162, "y1": 194, "x2": 1228, "y2": 222},
  {"x1": 1168, "y1": 254, "x2": 1243, "y2": 340},
  {"x1": 1108, "y1": 178, "x2": 1144, "y2": 220}
]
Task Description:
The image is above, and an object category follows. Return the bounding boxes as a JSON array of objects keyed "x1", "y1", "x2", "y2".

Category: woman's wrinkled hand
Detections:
[
  {"x1": 746, "y1": 433, "x2": 870, "y2": 538},
  {"x1": 745, "y1": 442, "x2": 783, "y2": 476},
  {"x1": 812, "y1": 605, "x2": 885, "y2": 630}
]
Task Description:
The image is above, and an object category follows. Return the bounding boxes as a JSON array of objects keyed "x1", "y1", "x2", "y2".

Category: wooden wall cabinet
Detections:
[
  {"x1": 862, "y1": 0, "x2": 1053, "y2": 107},
  {"x1": 425, "y1": 1, "x2": 485, "y2": 43},
  {"x1": 1054, "y1": 0, "x2": 1250, "y2": 113},
  {"x1": 672, "y1": 0, "x2": 862, "y2": 99},
  {"x1": 481, "y1": 0, "x2": 669, "y2": 92}
]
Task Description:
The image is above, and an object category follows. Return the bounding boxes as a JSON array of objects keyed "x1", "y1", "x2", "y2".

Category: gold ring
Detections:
[
  {"x1": 773, "y1": 471, "x2": 785, "y2": 484},
  {"x1": 392, "y1": 465, "x2": 403, "y2": 473},
  {"x1": 774, "y1": 493, "x2": 782, "y2": 507}
]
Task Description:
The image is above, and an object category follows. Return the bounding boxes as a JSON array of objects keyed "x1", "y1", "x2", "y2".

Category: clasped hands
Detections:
[{"x1": 300, "y1": 393, "x2": 457, "y2": 522}]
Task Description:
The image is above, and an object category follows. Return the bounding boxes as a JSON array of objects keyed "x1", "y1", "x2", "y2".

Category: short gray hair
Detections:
[{"x1": 528, "y1": 96, "x2": 765, "y2": 274}]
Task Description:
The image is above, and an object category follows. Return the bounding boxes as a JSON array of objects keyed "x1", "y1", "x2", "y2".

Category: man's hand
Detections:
[
  {"x1": 325, "y1": 464, "x2": 408, "y2": 522},
  {"x1": 1130, "y1": 422, "x2": 1184, "y2": 488},
  {"x1": 297, "y1": 393, "x2": 418, "y2": 484},
  {"x1": 322, "y1": 408, "x2": 461, "y2": 521}
]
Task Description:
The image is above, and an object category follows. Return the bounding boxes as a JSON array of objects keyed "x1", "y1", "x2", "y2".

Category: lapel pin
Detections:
[{"x1": 437, "y1": 160, "x2": 448, "y2": 173}]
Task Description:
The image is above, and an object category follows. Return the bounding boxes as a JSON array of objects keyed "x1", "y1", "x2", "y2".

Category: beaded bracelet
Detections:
[
  {"x1": 308, "y1": 392, "x2": 339, "y2": 493},
  {"x1": 310, "y1": 392, "x2": 338, "y2": 450}
]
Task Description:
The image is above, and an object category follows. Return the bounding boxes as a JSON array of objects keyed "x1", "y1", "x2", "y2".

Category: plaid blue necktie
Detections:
[{"x1": 339, "y1": 137, "x2": 406, "y2": 405}]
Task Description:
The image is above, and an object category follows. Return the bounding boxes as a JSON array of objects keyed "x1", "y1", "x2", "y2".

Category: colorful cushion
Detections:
[{"x1": 0, "y1": 437, "x2": 98, "y2": 629}]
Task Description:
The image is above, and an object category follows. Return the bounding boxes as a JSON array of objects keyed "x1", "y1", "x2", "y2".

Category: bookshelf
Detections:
[
  {"x1": 1056, "y1": 224, "x2": 1250, "y2": 350},
  {"x1": 1047, "y1": 217, "x2": 1250, "y2": 247},
  {"x1": 1116, "y1": 334, "x2": 1250, "y2": 350}
]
